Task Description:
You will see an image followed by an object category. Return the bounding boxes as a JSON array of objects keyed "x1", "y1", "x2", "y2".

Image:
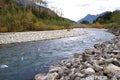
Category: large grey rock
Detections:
[
  {"x1": 104, "y1": 64, "x2": 120, "y2": 78},
  {"x1": 49, "y1": 67, "x2": 61, "y2": 73},
  {"x1": 75, "y1": 72, "x2": 85, "y2": 77},
  {"x1": 34, "y1": 74, "x2": 47, "y2": 80},
  {"x1": 46, "y1": 72, "x2": 59, "y2": 80},
  {"x1": 84, "y1": 67, "x2": 95, "y2": 75}
]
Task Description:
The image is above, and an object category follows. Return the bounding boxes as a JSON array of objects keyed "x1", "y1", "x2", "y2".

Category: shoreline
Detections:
[
  {"x1": 35, "y1": 28, "x2": 120, "y2": 80},
  {"x1": 0, "y1": 29, "x2": 88, "y2": 45}
]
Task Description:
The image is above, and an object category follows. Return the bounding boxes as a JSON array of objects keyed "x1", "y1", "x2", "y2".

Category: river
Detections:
[{"x1": 0, "y1": 29, "x2": 114, "y2": 80}]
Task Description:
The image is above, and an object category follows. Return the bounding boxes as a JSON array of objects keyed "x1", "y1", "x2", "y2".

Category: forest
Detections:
[
  {"x1": 0, "y1": 0, "x2": 70, "y2": 32},
  {"x1": 93, "y1": 10, "x2": 120, "y2": 28}
]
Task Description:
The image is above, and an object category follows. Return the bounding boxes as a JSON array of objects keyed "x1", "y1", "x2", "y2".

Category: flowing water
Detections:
[{"x1": 0, "y1": 29, "x2": 114, "y2": 80}]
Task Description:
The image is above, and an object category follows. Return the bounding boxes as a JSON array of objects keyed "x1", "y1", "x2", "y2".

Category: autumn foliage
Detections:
[{"x1": 0, "y1": 0, "x2": 70, "y2": 32}]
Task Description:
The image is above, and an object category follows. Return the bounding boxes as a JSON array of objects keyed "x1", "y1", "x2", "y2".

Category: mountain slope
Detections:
[
  {"x1": 94, "y1": 10, "x2": 120, "y2": 24},
  {"x1": 0, "y1": 0, "x2": 70, "y2": 32},
  {"x1": 93, "y1": 10, "x2": 120, "y2": 28},
  {"x1": 78, "y1": 12, "x2": 106, "y2": 23}
]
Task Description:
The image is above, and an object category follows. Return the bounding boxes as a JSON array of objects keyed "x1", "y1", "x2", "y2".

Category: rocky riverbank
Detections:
[
  {"x1": 0, "y1": 29, "x2": 86, "y2": 44},
  {"x1": 35, "y1": 28, "x2": 120, "y2": 80}
]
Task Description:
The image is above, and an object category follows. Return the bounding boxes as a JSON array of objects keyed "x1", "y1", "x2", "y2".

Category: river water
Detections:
[{"x1": 0, "y1": 29, "x2": 114, "y2": 80}]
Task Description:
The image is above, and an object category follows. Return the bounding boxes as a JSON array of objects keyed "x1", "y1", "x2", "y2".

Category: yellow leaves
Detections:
[
  {"x1": 0, "y1": 27, "x2": 8, "y2": 32},
  {"x1": 0, "y1": 0, "x2": 70, "y2": 32},
  {"x1": 25, "y1": 10, "x2": 34, "y2": 21},
  {"x1": 33, "y1": 21, "x2": 46, "y2": 31},
  {"x1": 89, "y1": 22, "x2": 103, "y2": 28}
]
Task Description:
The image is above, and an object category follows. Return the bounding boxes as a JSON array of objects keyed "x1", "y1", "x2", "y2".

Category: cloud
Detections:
[
  {"x1": 98, "y1": 6, "x2": 106, "y2": 10},
  {"x1": 47, "y1": 0, "x2": 120, "y2": 21},
  {"x1": 115, "y1": 7, "x2": 120, "y2": 10},
  {"x1": 78, "y1": 3, "x2": 89, "y2": 7}
]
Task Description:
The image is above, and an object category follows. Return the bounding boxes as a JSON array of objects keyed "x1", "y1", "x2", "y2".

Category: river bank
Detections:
[
  {"x1": 0, "y1": 29, "x2": 88, "y2": 45},
  {"x1": 35, "y1": 28, "x2": 120, "y2": 80}
]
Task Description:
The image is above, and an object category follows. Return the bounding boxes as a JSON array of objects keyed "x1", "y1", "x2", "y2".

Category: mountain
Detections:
[{"x1": 78, "y1": 12, "x2": 106, "y2": 24}]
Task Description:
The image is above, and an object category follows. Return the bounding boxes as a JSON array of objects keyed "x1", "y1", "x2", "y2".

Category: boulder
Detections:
[
  {"x1": 49, "y1": 66, "x2": 61, "y2": 73},
  {"x1": 84, "y1": 67, "x2": 95, "y2": 75},
  {"x1": 46, "y1": 72, "x2": 59, "y2": 80},
  {"x1": 103, "y1": 64, "x2": 120, "y2": 78},
  {"x1": 34, "y1": 74, "x2": 46, "y2": 80}
]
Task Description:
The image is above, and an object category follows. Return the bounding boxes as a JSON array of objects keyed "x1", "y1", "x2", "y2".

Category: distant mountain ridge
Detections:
[{"x1": 78, "y1": 12, "x2": 106, "y2": 23}]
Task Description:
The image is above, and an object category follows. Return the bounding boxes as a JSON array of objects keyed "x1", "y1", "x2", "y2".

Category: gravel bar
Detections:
[{"x1": 0, "y1": 29, "x2": 87, "y2": 44}]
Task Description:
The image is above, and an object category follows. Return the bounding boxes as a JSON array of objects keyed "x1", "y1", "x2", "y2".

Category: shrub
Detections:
[
  {"x1": 0, "y1": 27, "x2": 8, "y2": 32},
  {"x1": 103, "y1": 23, "x2": 120, "y2": 28},
  {"x1": 81, "y1": 20, "x2": 89, "y2": 24},
  {"x1": 33, "y1": 21, "x2": 46, "y2": 31},
  {"x1": 89, "y1": 22, "x2": 103, "y2": 28}
]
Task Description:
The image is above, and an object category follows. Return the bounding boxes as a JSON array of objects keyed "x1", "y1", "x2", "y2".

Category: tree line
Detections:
[{"x1": 0, "y1": 0, "x2": 70, "y2": 32}]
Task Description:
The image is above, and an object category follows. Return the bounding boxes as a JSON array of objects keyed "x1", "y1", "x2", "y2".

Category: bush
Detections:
[
  {"x1": 89, "y1": 22, "x2": 103, "y2": 28},
  {"x1": 0, "y1": 27, "x2": 8, "y2": 32},
  {"x1": 103, "y1": 23, "x2": 120, "y2": 28},
  {"x1": 81, "y1": 20, "x2": 89, "y2": 24},
  {"x1": 33, "y1": 21, "x2": 46, "y2": 31},
  {"x1": 0, "y1": 0, "x2": 70, "y2": 32}
]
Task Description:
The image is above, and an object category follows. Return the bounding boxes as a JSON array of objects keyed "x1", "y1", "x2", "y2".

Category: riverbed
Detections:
[
  {"x1": 0, "y1": 29, "x2": 86, "y2": 44},
  {"x1": 0, "y1": 29, "x2": 114, "y2": 80}
]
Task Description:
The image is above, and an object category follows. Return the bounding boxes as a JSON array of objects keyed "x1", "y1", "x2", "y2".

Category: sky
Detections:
[{"x1": 46, "y1": 0, "x2": 120, "y2": 21}]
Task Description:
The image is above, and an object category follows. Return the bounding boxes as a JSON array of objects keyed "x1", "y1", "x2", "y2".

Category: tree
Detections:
[{"x1": 81, "y1": 20, "x2": 89, "y2": 24}]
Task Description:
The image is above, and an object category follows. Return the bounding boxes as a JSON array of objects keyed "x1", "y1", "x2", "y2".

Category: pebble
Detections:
[{"x1": 0, "y1": 29, "x2": 86, "y2": 44}]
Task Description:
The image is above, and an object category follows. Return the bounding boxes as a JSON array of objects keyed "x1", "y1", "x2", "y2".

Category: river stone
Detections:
[
  {"x1": 68, "y1": 73, "x2": 76, "y2": 80},
  {"x1": 63, "y1": 67, "x2": 70, "y2": 76},
  {"x1": 46, "y1": 72, "x2": 58, "y2": 80},
  {"x1": 49, "y1": 67, "x2": 61, "y2": 73},
  {"x1": 84, "y1": 67, "x2": 95, "y2": 75},
  {"x1": 34, "y1": 74, "x2": 46, "y2": 80},
  {"x1": 81, "y1": 75, "x2": 94, "y2": 80},
  {"x1": 60, "y1": 76, "x2": 70, "y2": 80},
  {"x1": 96, "y1": 76, "x2": 108, "y2": 80},
  {"x1": 66, "y1": 62, "x2": 71, "y2": 68},
  {"x1": 75, "y1": 72, "x2": 85, "y2": 77},
  {"x1": 94, "y1": 44, "x2": 101, "y2": 50},
  {"x1": 111, "y1": 76, "x2": 117, "y2": 80},
  {"x1": 112, "y1": 58, "x2": 120, "y2": 66},
  {"x1": 103, "y1": 64, "x2": 120, "y2": 78},
  {"x1": 84, "y1": 49, "x2": 94, "y2": 55},
  {"x1": 74, "y1": 53, "x2": 80, "y2": 58},
  {"x1": 74, "y1": 77, "x2": 80, "y2": 80}
]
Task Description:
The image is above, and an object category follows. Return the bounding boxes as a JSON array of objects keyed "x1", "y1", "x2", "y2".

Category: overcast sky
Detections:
[{"x1": 46, "y1": 0, "x2": 120, "y2": 21}]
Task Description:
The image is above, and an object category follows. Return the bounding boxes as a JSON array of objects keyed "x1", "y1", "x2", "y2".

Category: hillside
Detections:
[
  {"x1": 0, "y1": 0, "x2": 70, "y2": 32},
  {"x1": 94, "y1": 10, "x2": 120, "y2": 28},
  {"x1": 78, "y1": 12, "x2": 106, "y2": 24}
]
